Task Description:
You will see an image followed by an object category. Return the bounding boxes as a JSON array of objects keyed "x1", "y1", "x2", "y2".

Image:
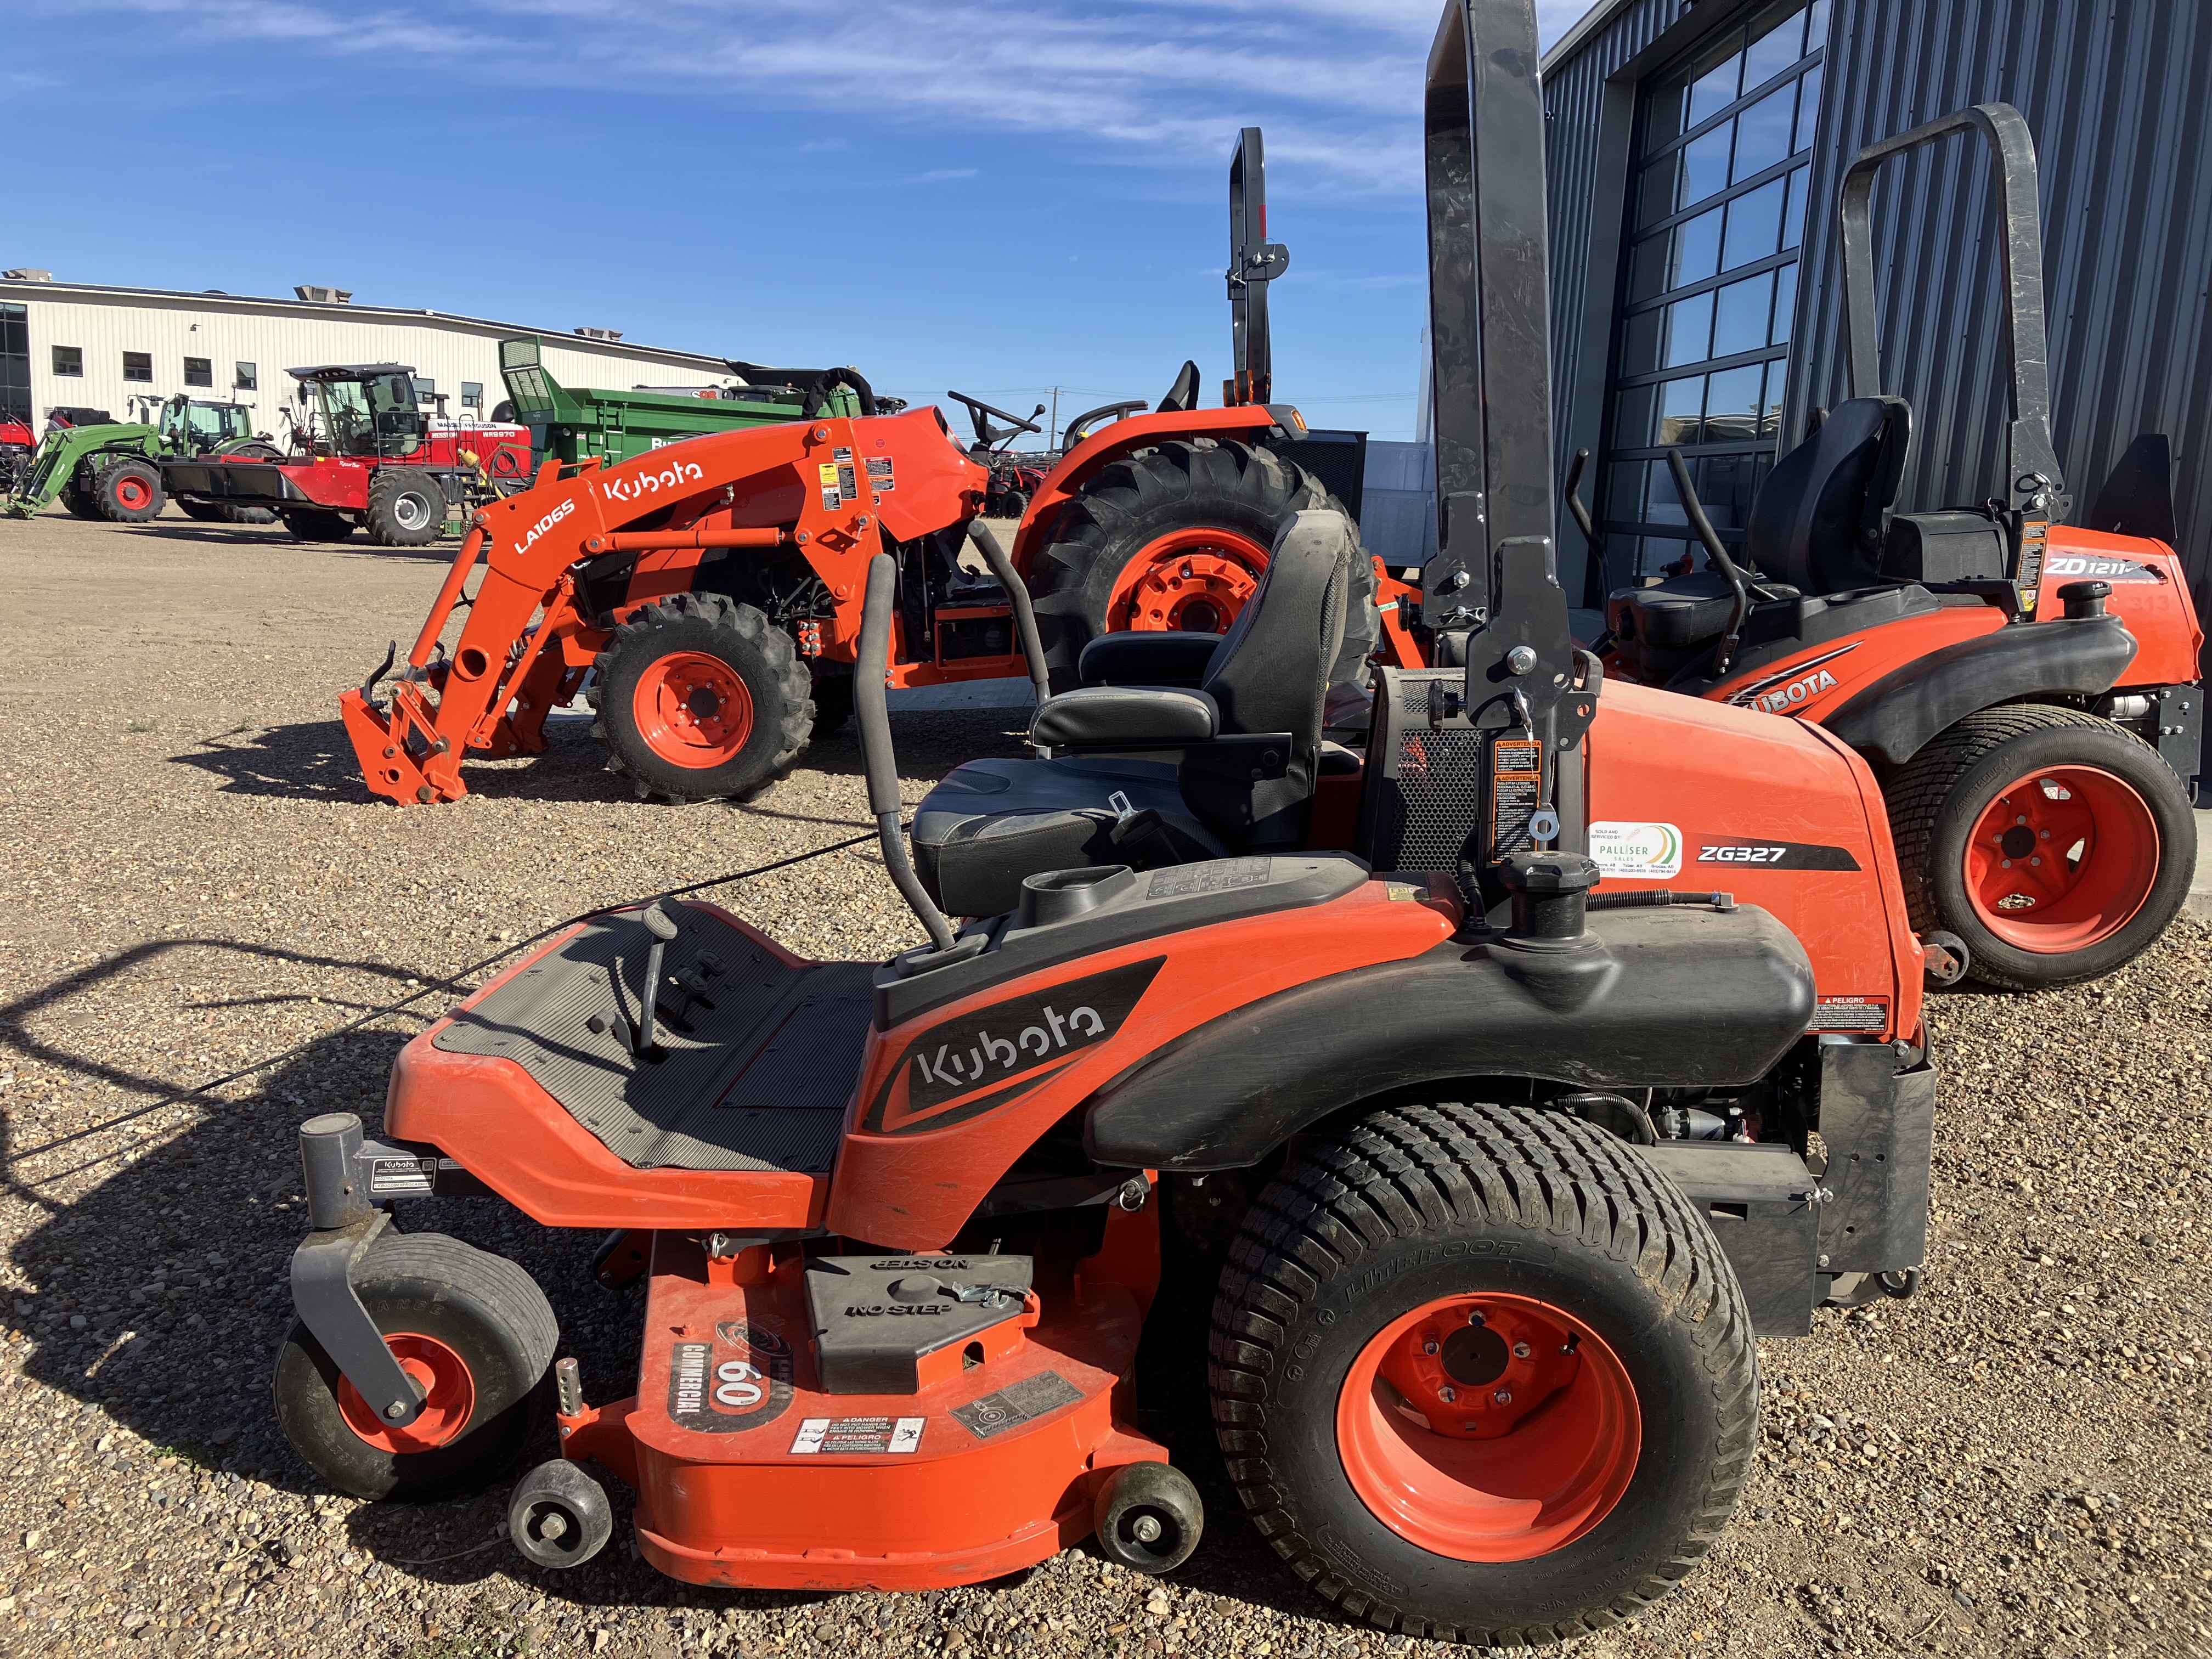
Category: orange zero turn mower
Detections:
[{"x1": 280, "y1": 2, "x2": 1943, "y2": 1640}]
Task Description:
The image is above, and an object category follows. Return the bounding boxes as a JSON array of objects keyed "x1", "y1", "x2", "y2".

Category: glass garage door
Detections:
[
  {"x1": 0, "y1": 305, "x2": 27, "y2": 424},
  {"x1": 1599, "y1": 0, "x2": 1829, "y2": 583}
]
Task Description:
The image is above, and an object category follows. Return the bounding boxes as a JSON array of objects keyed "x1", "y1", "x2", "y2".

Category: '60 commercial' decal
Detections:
[{"x1": 865, "y1": 958, "x2": 1165, "y2": 1135}]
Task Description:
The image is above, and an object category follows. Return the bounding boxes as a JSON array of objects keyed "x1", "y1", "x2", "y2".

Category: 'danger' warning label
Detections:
[
  {"x1": 1810, "y1": 997, "x2": 1889, "y2": 1032},
  {"x1": 1490, "y1": 738, "x2": 1542, "y2": 854},
  {"x1": 789, "y1": 1415, "x2": 926, "y2": 1455}
]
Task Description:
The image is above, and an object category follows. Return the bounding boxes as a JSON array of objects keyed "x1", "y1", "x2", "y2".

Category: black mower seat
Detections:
[
  {"x1": 911, "y1": 510, "x2": 1356, "y2": 919},
  {"x1": 1608, "y1": 571, "x2": 1802, "y2": 651}
]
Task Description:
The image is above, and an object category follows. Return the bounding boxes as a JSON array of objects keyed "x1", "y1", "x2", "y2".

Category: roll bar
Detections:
[
  {"x1": 1839, "y1": 102, "x2": 2068, "y2": 520},
  {"x1": 1227, "y1": 127, "x2": 1289, "y2": 405}
]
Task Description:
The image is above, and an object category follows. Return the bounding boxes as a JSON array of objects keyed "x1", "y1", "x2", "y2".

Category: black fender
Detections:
[
  {"x1": 1824, "y1": 613, "x2": 2137, "y2": 766},
  {"x1": 1082, "y1": 902, "x2": 1815, "y2": 1170}
]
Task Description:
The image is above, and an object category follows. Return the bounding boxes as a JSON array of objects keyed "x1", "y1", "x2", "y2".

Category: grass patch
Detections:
[
  {"x1": 128, "y1": 719, "x2": 156, "y2": 733},
  {"x1": 153, "y1": 1440, "x2": 217, "y2": 1469}
]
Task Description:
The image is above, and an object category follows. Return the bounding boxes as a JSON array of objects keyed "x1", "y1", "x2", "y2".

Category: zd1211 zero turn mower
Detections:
[
  {"x1": 274, "y1": 3, "x2": 1940, "y2": 1643},
  {"x1": 338, "y1": 126, "x2": 1388, "y2": 810},
  {"x1": 1577, "y1": 102, "x2": 2201, "y2": 991}
]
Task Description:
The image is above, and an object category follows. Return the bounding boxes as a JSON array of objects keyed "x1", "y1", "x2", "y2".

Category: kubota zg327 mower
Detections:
[
  {"x1": 276, "y1": 5, "x2": 1946, "y2": 1643},
  {"x1": 1582, "y1": 104, "x2": 2200, "y2": 990}
]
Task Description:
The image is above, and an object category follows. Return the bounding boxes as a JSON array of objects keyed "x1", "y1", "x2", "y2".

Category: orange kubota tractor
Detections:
[
  {"x1": 276, "y1": 9, "x2": 1948, "y2": 1636},
  {"x1": 341, "y1": 128, "x2": 1386, "y2": 808}
]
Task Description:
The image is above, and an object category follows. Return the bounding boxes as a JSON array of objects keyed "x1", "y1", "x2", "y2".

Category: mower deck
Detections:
[
  {"x1": 432, "y1": 906, "x2": 871, "y2": 1175},
  {"x1": 564, "y1": 1232, "x2": 1159, "y2": 1591}
]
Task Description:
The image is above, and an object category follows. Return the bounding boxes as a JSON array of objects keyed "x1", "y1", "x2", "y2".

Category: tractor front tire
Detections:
[
  {"x1": 591, "y1": 592, "x2": 814, "y2": 802},
  {"x1": 1027, "y1": 438, "x2": 1376, "y2": 695},
  {"x1": 284, "y1": 508, "x2": 357, "y2": 543},
  {"x1": 61, "y1": 482, "x2": 103, "y2": 521},
  {"x1": 271, "y1": 1231, "x2": 558, "y2": 1503},
  {"x1": 95, "y1": 459, "x2": 165, "y2": 523},
  {"x1": 365, "y1": 469, "x2": 447, "y2": 548},
  {"x1": 1884, "y1": 703, "x2": 2194, "y2": 990},
  {"x1": 1210, "y1": 1101, "x2": 1759, "y2": 1644}
]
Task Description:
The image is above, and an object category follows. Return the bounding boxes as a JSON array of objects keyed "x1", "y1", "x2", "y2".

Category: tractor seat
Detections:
[
  {"x1": 911, "y1": 510, "x2": 1356, "y2": 919},
  {"x1": 1607, "y1": 570, "x2": 1802, "y2": 652}
]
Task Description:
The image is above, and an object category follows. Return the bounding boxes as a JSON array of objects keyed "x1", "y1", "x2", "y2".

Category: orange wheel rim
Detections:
[
  {"x1": 114, "y1": 475, "x2": 153, "y2": 511},
  {"x1": 1963, "y1": 765, "x2": 2159, "y2": 951},
  {"x1": 335, "y1": 1332, "x2": 475, "y2": 1453},
  {"x1": 631, "y1": 650, "x2": 755, "y2": 768},
  {"x1": 1335, "y1": 1293, "x2": 1640, "y2": 1563},
  {"x1": 1107, "y1": 526, "x2": 1269, "y2": 634}
]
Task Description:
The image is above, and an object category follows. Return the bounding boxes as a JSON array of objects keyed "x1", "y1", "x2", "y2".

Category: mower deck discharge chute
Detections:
[{"x1": 278, "y1": 3, "x2": 1943, "y2": 1640}]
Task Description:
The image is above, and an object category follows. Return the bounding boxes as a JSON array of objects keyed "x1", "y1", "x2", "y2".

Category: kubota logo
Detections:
[
  {"x1": 913, "y1": 1002, "x2": 1107, "y2": 1089},
  {"x1": 601, "y1": 459, "x2": 706, "y2": 504},
  {"x1": 1752, "y1": 667, "x2": 1838, "y2": 714},
  {"x1": 1724, "y1": 643, "x2": 1860, "y2": 713},
  {"x1": 514, "y1": 497, "x2": 573, "y2": 555}
]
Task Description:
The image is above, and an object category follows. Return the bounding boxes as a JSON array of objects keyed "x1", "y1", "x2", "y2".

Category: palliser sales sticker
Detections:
[{"x1": 1588, "y1": 822, "x2": 1683, "y2": 879}]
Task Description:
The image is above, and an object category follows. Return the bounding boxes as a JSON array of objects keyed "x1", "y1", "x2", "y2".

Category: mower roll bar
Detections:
[
  {"x1": 1839, "y1": 102, "x2": 2068, "y2": 520},
  {"x1": 855, "y1": 553, "x2": 957, "y2": 953},
  {"x1": 1227, "y1": 127, "x2": 1289, "y2": 405}
]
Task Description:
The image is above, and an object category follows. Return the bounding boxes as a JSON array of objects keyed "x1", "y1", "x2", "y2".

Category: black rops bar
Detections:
[{"x1": 1227, "y1": 127, "x2": 1290, "y2": 405}]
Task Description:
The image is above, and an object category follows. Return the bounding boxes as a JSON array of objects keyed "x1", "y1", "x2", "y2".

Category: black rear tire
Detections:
[
  {"x1": 1027, "y1": 438, "x2": 1376, "y2": 695},
  {"x1": 222, "y1": 503, "x2": 278, "y2": 525},
  {"x1": 95, "y1": 459, "x2": 165, "y2": 522},
  {"x1": 61, "y1": 483, "x2": 104, "y2": 520},
  {"x1": 365, "y1": 469, "x2": 447, "y2": 547},
  {"x1": 178, "y1": 499, "x2": 225, "y2": 522},
  {"x1": 1883, "y1": 703, "x2": 2194, "y2": 990},
  {"x1": 271, "y1": 1231, "x2": 558, "y2": 1503},
  {"x1": 284, "y1": 507, "x2": 357, "y2": 542},
  {"x1": 1210, "y1": 1101, "x2": 1758, "y2": 1644},
  {"x1": 590, "y1": 591, "x2": 814, "y2": 802}
]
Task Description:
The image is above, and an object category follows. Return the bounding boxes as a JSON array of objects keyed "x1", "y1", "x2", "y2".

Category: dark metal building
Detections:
[{"x1": 1542, "y1": 0, "x2": 2212, "y2": 654}]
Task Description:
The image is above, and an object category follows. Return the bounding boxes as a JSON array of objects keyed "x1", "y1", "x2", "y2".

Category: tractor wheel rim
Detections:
[
  {"x1": 1335, "y1": 1291, "x2": 1640, "y2": 1564},
  {"x1": 115, "y1": 476, "x2": 151, "y2": 511},
  {"x1": 1963, "y1": 764, "x2": 2160, "y2": 951},
  {"x1": 394, "y1": 491, "x2": 432, "y2": 529},
  {"x1": 633, "y1": 650, "x2": 755, "y2": 768},
  {"x1": 334, "y1": 1332, "x2": 476, "y2": 1453},
  {"x1": 1108, "y1": 526, "x2": 1269, "y2": 635}
]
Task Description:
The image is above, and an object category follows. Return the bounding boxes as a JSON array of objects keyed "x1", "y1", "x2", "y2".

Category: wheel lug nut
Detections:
[
  {"x1": 1512, "y1": 1342, "x2": 1531, "y2": 1359},
  {"x1": 1494, "y1": 1389, "x2": 1513, "y2": 1405},
  {"x1": 1421, "y1": 1340, "x2": 1440, "y2": 1356},
  {"x1": 1467, "y1": 1310, "x2": 1486, "y2": 1327},
  {"x1": 1438, "y1": 1386, "x2": 1456, "y2": 1403}
]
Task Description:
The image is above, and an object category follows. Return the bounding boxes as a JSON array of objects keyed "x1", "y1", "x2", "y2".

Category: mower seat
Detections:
[
  {"x1": 1607, "y1": 570, "x2": 1802, "y2": 652},
  {"x1": 911, "y1": 510, "x2": 1355, "y2": 918},
  {"x1": 1746, "y1": 396, "x2": 1912, "y2": 595}
]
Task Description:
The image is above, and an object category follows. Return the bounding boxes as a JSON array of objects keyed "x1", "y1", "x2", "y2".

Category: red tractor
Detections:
[
  {"x1": 163, "y1": 364, "x2": 531, "y2": 546},
  {"x1": 0, "y1": 417, "x2": 32, "y2": 496}
]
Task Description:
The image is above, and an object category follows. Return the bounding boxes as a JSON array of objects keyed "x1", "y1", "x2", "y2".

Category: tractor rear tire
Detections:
[
  {"x1": 61, "y1": 482, "x2": 103, "y2": 521},
  {"x1": 1210, "y1": 1101, "x2": 1758, "y2": 1644},
  {"x1": 270, "y1": 1231, "x2": 558, "y2": 1503},
  {"x1": 95, "y1": 459, "x2": 164, "y2": 522},
  {"x1": 284, "y1": 508, "x2": 357, "y2": 543},
  {"x1": 1026, "y1": 438, "x2": 1377, "y2": 695},
  {"x1": 591, "y1": 592, "x2": 814, "y2": 802},
  {"x1": 365, "y1": 469, "x2": 447, "y2": 548},
  {"x1": 1883, "y1": 703, "x2": 2194, "y2": 990}
]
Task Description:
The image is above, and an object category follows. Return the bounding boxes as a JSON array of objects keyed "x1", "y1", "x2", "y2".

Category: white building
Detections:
[{"x1": 0, "y1": 272, "x2": 740, "y2": 435}]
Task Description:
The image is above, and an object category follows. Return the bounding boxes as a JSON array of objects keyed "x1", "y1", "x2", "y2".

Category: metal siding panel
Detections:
[{"x1": 1787, "y1": 0, "x2": 2212, "y2": 656}]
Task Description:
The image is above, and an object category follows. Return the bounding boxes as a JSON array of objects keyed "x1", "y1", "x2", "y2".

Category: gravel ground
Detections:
[{"x1": 0, "y1": 505, "x2": 2207, "y2": 1659}]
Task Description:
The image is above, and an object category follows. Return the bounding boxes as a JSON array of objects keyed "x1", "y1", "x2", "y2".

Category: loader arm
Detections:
[{"x1": 342, "y1": 411, "x2": 986, "y2": 804}]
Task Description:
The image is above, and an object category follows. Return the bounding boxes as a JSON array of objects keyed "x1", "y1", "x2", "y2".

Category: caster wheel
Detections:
[
  {"x1": 1093, "y1": 1461, "x2": 1203, "y2": 1574},
  {"x1": 509, "y1": 1457, "x2": 613, "y2": 1569}
]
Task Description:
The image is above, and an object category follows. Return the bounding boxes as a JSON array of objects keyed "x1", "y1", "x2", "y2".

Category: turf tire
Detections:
[
  {"x1": 1209, "y1": 1101, "x2": 1759, "y2": 1644},
  {"x1": 1027, "y1": 438, "x2": 1377, "y2": 695},
  {"x1": 365, "y1": 469, "x2": 447, "y2": 547},
  {"x1": 271, "y1": 1231, "x2": 558, "y2": 1503},
  {"x1": 590, "y1": 592, "x2": 813, "y2": 802},
  {"x1": 95, "y1": 459, "x2": 165, "y2": 522},
  {"x1": 1883, "y1": 702, "x2": 2194, "y2": 990},
  {"x1": 284, "y1": 507, "x2": 357, "y2": 542}
]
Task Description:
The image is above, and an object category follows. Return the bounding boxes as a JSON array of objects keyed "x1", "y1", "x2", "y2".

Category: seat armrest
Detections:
[
  {"x1": 1030, "y1": 685, "x2": 1218, "y2": 749},
  {"x1": 1077, "y1": 631, "x2": 1221, "y2": 687}
]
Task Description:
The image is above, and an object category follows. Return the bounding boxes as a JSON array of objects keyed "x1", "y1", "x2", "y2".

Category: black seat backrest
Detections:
[
  {"x1": 1182, "y1": 511, "x2": 1353, "y2": 845},
  {"x1": 1746, "y1": 396, "x2": 1912, "y2": 595}
]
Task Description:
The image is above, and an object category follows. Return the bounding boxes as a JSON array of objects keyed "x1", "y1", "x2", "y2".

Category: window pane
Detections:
[
  {"x1": 1638, "y1": 156, "x2": 1681, "y2": 229},
  {"x1": 1704, "y1": 365, "x2": 1765, "y2": 443},
  {"x1": 1793, "y1": 63, "x2": 1824, "y2": 151},
  {"x1": 1761, "y1": 360, "x2": 1790, "y2": 435},
  {"x1": 1613, "y1": 384, "x2": 1657, "y2": 449},
  {"x1": 1629, "y1": 234, "x2": 1674, "y2": 301},
  {"x1": 1806, "y1": 0, "x2": 1831, "y2": 50},
  {"x1": 1672, "y1": 206, "x2": 1723, "y2": 286},
  {"x1": 1621, "y1": 307, "x2": 1662, "y2": 376},
  {"x1": 1679, "y1": 125, "x2": 1732, "y2": 211},
  {"x1": 1722, "y1": 177, "x2": 1786, "y2": 269},
  {"x1": 183, "y1": 357, "x2": 212, "y2": 388},
  {"x1": 1742, "y1": 1, "x2": 1806, "y2": 90},
  {"x1": 1687, "y1": 44, "x2": 1743, "y2": 128},
  {"x1": 1641, "y1": 538, "x2": 1688, "y2": 580},
  {"x1": 1769, "y1": 263, "x2": 1798, "y2": 345},
  {"x1": 52, "y1": 346, "x2": 82, "y2": 376},
  {"x1": 235, "y1": 362, "x2": 257, "y2": 390},
  {"x1": 1658, "y1": 375, "x2": 1706, "y2": 447},
  {"x1": 1712, "y1": 272, "x2": 1775, "y2": 358},
  {"x1": 1733, "y1": 82, "x2": 1795, "y2": 182},
  {"x1": 123, "y1": 352, "x2": 152, "y2": 382},
  {"x1": 1644, "y1": 75, "x2": 1691, "y2": 151},
  {"x1": 1606, "y1": 460, "x2": 1649, "y2": 521},
  {"x1": 1665, "y1": 291, "x2": 1716, "y2": 368},
  {"x1": 1700, "y1": 449, "x2": 1764, "y2": 529},
  {"x1": 1647, "y1": 456, "x2": 1690, "y2": 525},
  {"x1": 1782, "y1": 165, "x2": 1809, "y2": 249}
]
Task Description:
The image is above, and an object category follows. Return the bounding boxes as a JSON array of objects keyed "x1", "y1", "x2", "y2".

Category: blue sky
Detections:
[{"x1": 6, "y1": 1, "x2": 1587, "y2": 442}]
